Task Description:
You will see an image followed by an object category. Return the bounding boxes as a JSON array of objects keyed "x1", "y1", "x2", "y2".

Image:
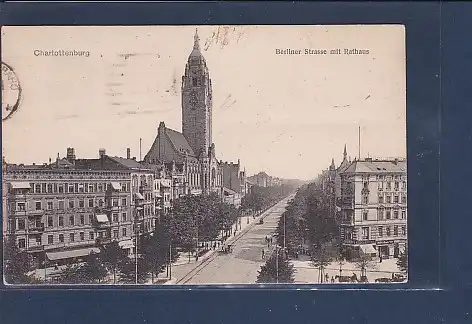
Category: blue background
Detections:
[{"x1": 0, "y1": 2, "x2": 470, "y2": 323}]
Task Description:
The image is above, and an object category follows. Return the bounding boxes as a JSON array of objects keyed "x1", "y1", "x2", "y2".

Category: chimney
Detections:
[
  {"x1": 99, "y1": 148, "x2": 106, "y2": 159},
  {"x1": 127, "y1": 148, "x2": 131, "y2": 159},
  {"x1": 66, "y1": 147, "x2": 76, "y2": 164}
]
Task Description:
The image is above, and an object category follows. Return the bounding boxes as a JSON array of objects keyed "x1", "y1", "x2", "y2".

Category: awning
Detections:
[
  {"x1": 135, "y1": 192, "x2": 145, "y2": 200},
  {"x1": 95, "y1": 214, "x2": 109, "y2": 223},
  {"x1": 360, "y1": 244, "x2": 377, "y2": 254},
  {"x1": 46, "y1": 247, "x2": 100, "y2": 261},
  {"x1": 119, "y1": 239, "x2": 134, "y2": 249},
  {"x1": 111, "y1": 182, "x2": 122, "y2": 191},
  {"x1": 10, "y1": 182, "x2": 32, "y2": 189}
]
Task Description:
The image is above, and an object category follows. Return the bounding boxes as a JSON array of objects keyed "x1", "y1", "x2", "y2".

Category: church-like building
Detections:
[{"x1": 144, "y1": 29, "x2": 245, "y2": 200}]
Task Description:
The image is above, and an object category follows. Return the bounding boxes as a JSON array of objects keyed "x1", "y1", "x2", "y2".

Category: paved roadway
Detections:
[{"x1": 177, "y1": 195, "x2": 294, "y2": 285}]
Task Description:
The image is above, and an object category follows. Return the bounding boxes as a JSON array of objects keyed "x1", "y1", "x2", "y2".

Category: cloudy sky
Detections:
[{"x1": 2, "y1": 25, "x2": 405, "y2": 180}]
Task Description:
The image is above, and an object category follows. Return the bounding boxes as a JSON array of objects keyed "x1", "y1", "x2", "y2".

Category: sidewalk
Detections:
[{"x1": 291, "y1": 256, "x2": 405, "y2": 284}]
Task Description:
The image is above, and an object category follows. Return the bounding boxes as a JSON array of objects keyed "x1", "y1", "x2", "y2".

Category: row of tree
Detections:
[{"x1": 241, "y1": 184, "x2": 297, "y2": 214}]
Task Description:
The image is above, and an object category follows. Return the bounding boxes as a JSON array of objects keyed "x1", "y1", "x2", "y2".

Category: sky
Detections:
[{"x1": 1, "y1": 25, "x2": 406, "y2": 180}]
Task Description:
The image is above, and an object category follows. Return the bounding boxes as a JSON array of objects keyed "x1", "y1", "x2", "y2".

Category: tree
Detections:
[
  {"x1": 99, "y1": 240, "x2": 129, "y2": 284},
  {"x1": 354, "y1": 254, "x2": 378, "y2": 279},
  {"x1": 3, "y1": 236, "x2": 35, "y2": 284},
  {"x1": 118, "y1": 257, "x2": 149, "y2": 284},
  {"x1": 397, "y1": 249, "x2": 408, "y2": 273},
  {"x1": 311, "y1": 244, "x2": 334, "y2": 283},
  {"x1": 56, "y1": 263, "x2": 84, "y2": 284},
  {"x1": 256, "y1": 248, "x2": 295, "y2": 283},
  {"x1": 80, "y1": 252, "x2": 108, "y2": 284}
]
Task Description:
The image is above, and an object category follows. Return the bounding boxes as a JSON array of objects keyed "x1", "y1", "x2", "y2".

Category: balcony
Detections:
[
  {"x1": 28, "y1": 223, "x2": 45, "y2": 233},
  {"x1": 28, "y1": 244, "x2": 45, "y2": 252}
]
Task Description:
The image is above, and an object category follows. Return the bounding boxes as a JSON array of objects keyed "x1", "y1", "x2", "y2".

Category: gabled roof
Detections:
[
  {"x1": 144, "y1": 126, "x2": 196, "y2": 164},
  {"x1": 108, "y1": 156, "x2": 145, "y2": 170}
]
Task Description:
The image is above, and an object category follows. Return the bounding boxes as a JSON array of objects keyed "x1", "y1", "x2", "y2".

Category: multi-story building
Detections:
[
  {"x1": 339, "y1": 158, "x2": 407, "y2": 260},
  {"x1": 2, "y1": 148, "x2": 157, "y2": 265}
]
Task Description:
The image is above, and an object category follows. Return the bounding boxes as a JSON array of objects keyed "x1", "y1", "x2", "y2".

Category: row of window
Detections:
[
  {"x1": 361, "y1": 225, "x2": 407, "y2": 240},
  {"x1": 29, "y1": 182, "x2": 130, "y2": 195},
  {"x1": 16, "y1": 212, "x2": 130, "y2": 230},
  {"x1": 377, "y1": 208, "x2": 407, "y2": 220},
  {"x1": 378, "y1": 193, "x2": 407, "y2": 204},
  {"x1": 17, "y1": 228, "x2": 129, "y2": 248},
  {"x1": 14, "y1": 197, "x2": 130, "y2": 212}
]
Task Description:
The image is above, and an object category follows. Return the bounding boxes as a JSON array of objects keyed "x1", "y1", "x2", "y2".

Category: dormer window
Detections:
[{"x1": 192, "y1": 77, "x2": 198, "y2": 86}]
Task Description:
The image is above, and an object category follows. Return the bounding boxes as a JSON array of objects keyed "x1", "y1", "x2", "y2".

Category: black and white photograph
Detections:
[{"x1": 1, "y1": 25, "x2": 407, "y2": 285}]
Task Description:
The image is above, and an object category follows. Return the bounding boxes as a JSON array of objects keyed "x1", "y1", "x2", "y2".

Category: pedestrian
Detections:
[
  {"x1": 325, "y1": 273, "x2": 329, "y2": 282},
  {"x1": 379, "y1": 254, "x2": 383, "y2": 263},
  {"x1": 262, "y1": 248, "x2": 265, "y2": 259},
  {"x1": 331, "y1": 277, "x2": 334, "y2": 283}
]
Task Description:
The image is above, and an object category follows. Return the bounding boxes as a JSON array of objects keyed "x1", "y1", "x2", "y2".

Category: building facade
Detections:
[
  {"x1": 2, "y1": 148, "x2": 158, "y2": 264},
  {"x1": 339, "y1": 158, "x2": 407, "y2": 260}
]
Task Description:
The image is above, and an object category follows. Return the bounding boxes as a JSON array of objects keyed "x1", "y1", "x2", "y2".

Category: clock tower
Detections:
[{"x1": 182, "y1": 29, "x2": 213, "y2": 157}]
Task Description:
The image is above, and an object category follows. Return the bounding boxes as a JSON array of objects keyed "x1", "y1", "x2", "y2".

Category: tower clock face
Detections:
[{"x1": 189, "y1": 91, "x2": 198, "y2": 109}]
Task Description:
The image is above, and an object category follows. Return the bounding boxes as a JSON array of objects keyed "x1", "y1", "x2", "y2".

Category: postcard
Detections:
[{"x1": 1, "y1": 25, "x2": 407, "y2": 285}]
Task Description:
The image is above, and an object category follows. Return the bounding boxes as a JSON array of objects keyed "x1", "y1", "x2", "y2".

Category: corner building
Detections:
[{"x1": 339, "y1": 158, "x2": 407, "y2": 260}]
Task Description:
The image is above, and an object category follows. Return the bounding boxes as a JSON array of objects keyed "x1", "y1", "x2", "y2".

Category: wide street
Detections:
[{"x1": 173, "y1": 195, "x2": 294, "y2": 285}]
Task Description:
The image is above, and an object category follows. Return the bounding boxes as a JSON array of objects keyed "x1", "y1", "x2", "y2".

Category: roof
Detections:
[
  {"x1": 223, "y1": 187, "x2": 237, "y2": 195},
  {"x1": 144, "y1": 126, "x2": 195, "y2": 164},
  {"x1": 108, "y1": 156, "x2": 146, "y2": 170},
  {"x1": 342, "y1": 160, "x2": 407, "y2": 174}
]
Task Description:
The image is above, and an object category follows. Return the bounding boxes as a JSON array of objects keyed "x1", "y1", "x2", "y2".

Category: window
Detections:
[
  {"x1": 59, "y1": 201, "x2": 65, "y2": 210},
  {"x1": 394, "y1": 195, "x2": 399, "y2": 203},
  {"x1": 47, "y1": 201, "x2": 53, "y2": 210},
  {"x1": 89, "y1": 232, "x2": 94, "y2": 240},
  {"x1": 70, "y1": 233, "x2": 75, "y2": 242},
  {"x1": 401, "y1": 226, "x2": 406, "y2": 236},
  {"x1": 59, "y1": 234, "x2": 64, "y2": 243},
  {"x1": 79, "y1": 200, "x2": 84, "y2": 208},
  {"x1": 363, "y1": 211, "x2": 368, "y2": 221},
  {"x1": 68, "y1": 184, "x2": 74, "y2": 193},
  {"x1": 394, "y1": 210, "x2": 399, "y2": 219},
  {"x1": 89, "y1": 199, "x2": 94, "y2": 208},
  {"x1": 401, "y1": 210, "x2": 406, "y2": 219},
  {"x1": 89, "y1": 215, "x2": 93, "y2": 223},
  {"x1": 386, "y1": 195, "x2": 391, "y2": 203},
  {"x1": 122, "y1": 228, "x2": 127, "y2": 237},
  {"x1": 18, "y1": 239, "x2": 26, "y2": 249},
  {"x1": 59, "y1": 216, "x2": 64, "y2": 227},
  {"x1": 386, "y1": 227, "x2": 391, "y2": 236},
  {"x1": 122, "y1": 212, "x2": 127, "y2": 221},
  {"x1": 113, "y1": 230, "x2": 118, "y2": 238},
  {"x1": 378, "y1": 227, "x2": 383, "y2": 237},
  {"x1": 80, "y1": 215, "x2": 85, "y2": 225},
  {"x1": 192, "y1": 77, "x2": 197, "y2": 86},
  {"x1": 113, "y1": 199, "x2": 118, "y2": 207},
  {"x1": 48, "y1": 235, "x2": 53, "y2": 244},
  {"x1": 99, "y1": 199, "x2": 104, "y2": 207},
  {"x1": 35, "y1": 184, "x2": 41, "y2": 193},
  {"x1": 362, "y1": 195, "x2": 368, "y2": 204},
  {"x1": 18, "y1": 219, "x2": 25, "y2": 230},
  {"x1": 98, "y1": 184, "x2": 103, "y2": 192},
  {"x1": 69, "y1": 215, "x2": 74, "y2": 226},
  {"x1": 113, "y1": 213, "x2": 118, "y2": 222},
  {"x1": 378, "y1": 195, "x2": 384, "y2": 203},
  {"x1": 394, "y1": 226, "x2": 398, "y2": 236},
  {"x1": 59, "y1": 184, "x2": 64, "y2": 193},
  {"x1": 17, "y1": 202, "x2": 26, "y2": 211},
  {"x1": 99, "y1": 232, "x2": 103, "y2": 238},
  {"x1": 88, "y1": 184, "x2": 94, "y2": 193},
  {"x1": 80, "y1": 232, "x2": 85, "y2": 241},
  {"x1": 35, "y1": 201, "x2": 42, "y2": 210},
  {"x1": 48, "y1": 216, "x2": 53, "y2": 227},
  {"x1": 69, "y1": 200, "x2": 75, "y2": 209},
  {"x1": 386, "y1": 210, "x2": 391, "y2": 220},
  {"x1": 122, "y1": 198, "x2": 127, "y2": 206},
  {"x1": 362, "y1": 227, "x2": 369, "y2": 240},
  {"x1": 394, "y1": 181, "x2": 399, "y2": 190},
  {"x1": 402, "y1": 195, "x2": 407, "y2": 204},
  {"x1": 386, "y1": 182, "x2": 391, "y2": 190},
  {"x1": 402, "y1": 181, "x2": 407, "y2": 190},
  {"x1": 378, "y1": 182, "x2": 383, "y2": 190}
]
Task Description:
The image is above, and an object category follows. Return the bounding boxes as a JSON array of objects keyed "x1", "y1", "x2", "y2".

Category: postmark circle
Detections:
[{"x1": 2, "y1": 62, "x2": 22, "y2": 121}]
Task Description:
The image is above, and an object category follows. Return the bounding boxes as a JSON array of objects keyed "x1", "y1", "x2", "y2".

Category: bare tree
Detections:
[{"x1": 354, "y1": 254, "x2": 378, "y2": 281}]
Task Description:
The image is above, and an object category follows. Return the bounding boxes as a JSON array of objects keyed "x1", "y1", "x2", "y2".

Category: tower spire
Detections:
[
  {"x1": 193, "y1": 28, "x2": 200, "y2": 51},
  {"x1": 343, "y1": 144, "x2": 347, "y2": 160}
]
